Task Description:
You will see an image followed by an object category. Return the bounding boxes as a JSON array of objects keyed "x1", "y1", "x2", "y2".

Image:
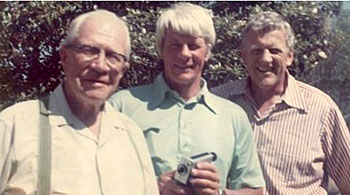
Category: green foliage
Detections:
[
  {"x1": 0, "y1": 1, "x2": 346, "y2": 118},
  {"x1": 305, "y1": 8, "x2": 350, "y2": 123}
]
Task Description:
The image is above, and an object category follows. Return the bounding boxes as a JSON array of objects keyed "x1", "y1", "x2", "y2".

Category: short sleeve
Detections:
[{"x1": 227, "y1": 112, "x2": 266, "y2": 189}]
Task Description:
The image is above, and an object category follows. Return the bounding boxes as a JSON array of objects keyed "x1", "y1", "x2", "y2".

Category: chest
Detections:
[
  {"x1": 129, "y1": 102, "x2": 235, "y2": 177},
  {"x1": 11, "y1": 119, "x2": 145, "y2": 195}
]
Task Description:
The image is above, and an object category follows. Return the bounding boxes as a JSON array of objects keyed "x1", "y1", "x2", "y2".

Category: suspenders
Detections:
[
  {"x1": 36, "y1": 96, "x2": 149, "y2": 194},
  {"x1": 38, "y1": 96, "x2": 51, "y2": 195}
]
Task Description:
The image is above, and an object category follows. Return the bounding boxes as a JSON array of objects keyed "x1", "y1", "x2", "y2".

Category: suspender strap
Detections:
[{"x1": 38, "y1": 96, "x2": 51, "y2": 195}]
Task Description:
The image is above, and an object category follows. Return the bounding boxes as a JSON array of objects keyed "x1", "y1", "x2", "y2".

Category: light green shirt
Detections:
[
  {"x1": 0, "y1": 84, "x2": 159, "y2": 195},
  {"x1": 109, "y1": 74, "x2": 265, "y2": 189}
]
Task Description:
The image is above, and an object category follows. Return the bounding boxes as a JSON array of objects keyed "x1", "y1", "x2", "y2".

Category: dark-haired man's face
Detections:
[{"x1": 242, "y1": 29, "x2": 293, "y2": 92}]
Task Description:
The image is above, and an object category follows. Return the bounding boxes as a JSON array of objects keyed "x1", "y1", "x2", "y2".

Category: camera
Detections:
[{"x1": 174, "y1": 152, "x2": 217, "y2": 185}]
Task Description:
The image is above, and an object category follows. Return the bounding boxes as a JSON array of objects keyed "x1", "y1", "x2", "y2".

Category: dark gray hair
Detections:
[{"x1": 241, "y1": 11, "x2": 295, "y2": 51}]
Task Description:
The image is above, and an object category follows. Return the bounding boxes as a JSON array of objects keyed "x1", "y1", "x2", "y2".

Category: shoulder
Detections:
[
  {"x1": 110, "y1": 84, "x2": 155, "y2": 104},
  {"x1": 113, "y1": 110, "x2": 146, "y2": 142},
  {"x1": 115, "y1": 111, "x2": 140, "y2": 128},
  {"x1": 207, "y1": 92, "x2": 248, "y2": 120},
  {"x1": 211, "y1": 79, "x2": 245, "y2": 98},
  {"x1": 0, "y1": 99, "x2": 39, "y2": 121},
  {"x1": 296, "y1": 80, "x2": 338, "y2": 107},
  {"x1": 109, "y1": 84, "x2": 156, "y2": 116}
]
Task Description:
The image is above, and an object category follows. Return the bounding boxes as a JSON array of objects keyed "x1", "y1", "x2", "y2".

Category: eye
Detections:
[
  {"x1": 78, "y1": 45, "x2": 100, "y2": 56},
  {"x1": 170, "y1": 43, "x2": 182, "y2": 49},
  {"x1": 188, "y1": 44, "x2": 200, "y2": 50},
  {"x1": 251, "y1": 48, "x2": 263, "y2": 55},
  {"x1": 269, "y1": 48, "x2": 283, "y2": 55},
  {"x1": 106, "y1": 52, "x2": 125, "y2": 63}
]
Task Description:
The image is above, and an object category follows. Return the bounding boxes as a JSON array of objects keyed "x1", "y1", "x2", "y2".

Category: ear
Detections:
[
  {"x1": 59, "y1": 46, "x2": 69, "y2": 71},
  {"x1": 205, "y1": 44, "x2": 211, "y2": 62},
  {"x1": 122, "y1": 62, "x2": 130, "y2": 74},
  {"x1": 159, "y1": 50, "x2": 165, "y2": 61},
  {"x1": 286, "y1": 50, "x2": 294, "y2": 67},
  {"x1": 241, "y1": 48, "x2": 248, "y2": 68},
  {"x1": 205, "y1": 50, "x2": 210, "y2": 62}
]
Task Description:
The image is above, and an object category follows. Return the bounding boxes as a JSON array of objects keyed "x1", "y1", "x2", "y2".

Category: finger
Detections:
[
  {"x1": 168, "y1": 182, "x2": 193, "y2": 195},
  {"x1": 189, "y1": 177, "x2": 220, "y2": 189},
  {"x1": 195, "y1": 162, "x2": 218, "y2": 173},
  {"x1": 159, "y1": 171, "x2": 183, "y2": 194},
  {"x1": 159, "y1": 171, "x2": 176, "y2": 182},
  {"x1": 191, "y1": 168, "x2": 220, "y2": 183},
  {"x1": 193, "y1": 187, "x2": 218, "y2": 195}
]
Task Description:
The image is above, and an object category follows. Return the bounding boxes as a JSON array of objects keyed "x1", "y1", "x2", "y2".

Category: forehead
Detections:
[
  {"x1": 165, "y1": 28, "x2": 205, "y2": 43},
  {"x1": 77, "y1": 17, "x2": 127, "y2": 51},
  {"x1": 244, "y1": 29, "x2": 288, "y2": 49}
]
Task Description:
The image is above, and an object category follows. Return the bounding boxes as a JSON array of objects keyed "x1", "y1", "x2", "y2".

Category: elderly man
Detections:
[
  {"x1": 0, "y1": 10, "x2": 158, "y2": 195},
  {"x1": 110, "y1": 3, "x2": 265, "y2": 195},
  {"x1": 212, "y1": 11, "x2": 350, "y2": 194}
]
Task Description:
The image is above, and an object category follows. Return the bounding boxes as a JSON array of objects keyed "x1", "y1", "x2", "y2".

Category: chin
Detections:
[
  {"x1": 175, "y1": 76, "x2": 196, "y2": 85},
  {"x1": 83, "y1": 91, "x2": 110, "y2": 103}
]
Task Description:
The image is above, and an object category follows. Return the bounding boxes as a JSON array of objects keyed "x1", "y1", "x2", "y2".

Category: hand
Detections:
[
  {"x1": 158, "y1": 171, "x2": 194, "y2": 195},
  {"x1": 189, "y1": 162, "x2": 221, "y2": 195}
]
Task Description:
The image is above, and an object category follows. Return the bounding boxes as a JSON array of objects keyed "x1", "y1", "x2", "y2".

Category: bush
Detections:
[{"x1": 0, "y1": 1, "x2": 347, "y2": 125}]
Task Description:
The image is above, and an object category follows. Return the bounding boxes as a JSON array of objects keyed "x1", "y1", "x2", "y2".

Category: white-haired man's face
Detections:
[
  {"x1": 60, "y1": 16, "x2": 129, "y2": 105},
  {"x1": 161, "y1": 28, "x2": 209, "y2": 90}
]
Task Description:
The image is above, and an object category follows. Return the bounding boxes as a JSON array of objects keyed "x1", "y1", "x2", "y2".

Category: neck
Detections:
[
  {"x1": 63, "y1": 83, "x2": 103, "y2": 137},
  {"x1": 166, "y1": 77, "x2": 201, "y2": 102},
  {"x1": 249, "y1": 76, "x2": 287, "y2": 115}
]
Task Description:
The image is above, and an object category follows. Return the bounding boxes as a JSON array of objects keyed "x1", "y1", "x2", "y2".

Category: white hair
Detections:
[
  {"x1": 62, "y1": 9, "x2": 131, "y2": 59},
  {"x1": 155, "y1": 2, "x2": 216, "y2": 55}
]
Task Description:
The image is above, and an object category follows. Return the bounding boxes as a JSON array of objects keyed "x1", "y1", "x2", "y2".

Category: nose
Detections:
[
  {"x1": 91, "y1": 51, "x2": 109, "y2": 72},
  {"x1": 178, "y1": 44, "x2": 191, "y2": 60},
  {"x1": 261, "y1": 49, "x2": 273, "y2": 63}
]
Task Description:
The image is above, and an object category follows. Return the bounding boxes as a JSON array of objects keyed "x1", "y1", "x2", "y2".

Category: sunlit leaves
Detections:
[{"x1": 0, "y1": 1, "x2": 346, "y2": 112}]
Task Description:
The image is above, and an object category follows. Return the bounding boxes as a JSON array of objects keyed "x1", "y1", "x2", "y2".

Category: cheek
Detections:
[
  {"x1": 109, "y1": 69, "x2": 124, "y2": 83},
  {"x1": 193, "y1": 52, "x2": 207, "y2": 64},
  {"x1": 63, "y1": 57, "x2": 86, "y2": 76},
  {"x1": 272, "y1": 56, "x2": 287, "y2": 69}
]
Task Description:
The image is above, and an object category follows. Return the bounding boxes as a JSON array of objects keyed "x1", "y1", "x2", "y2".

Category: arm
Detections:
[
  {"x1": 226, "y1": 111, "x2": 265, "y2": 191},
  {"x1": 0, "y1": 120, "x2": 13, "y2": 193},
  {"x1": 322, "y1": 105, "x2": 350, "y2": 194}
]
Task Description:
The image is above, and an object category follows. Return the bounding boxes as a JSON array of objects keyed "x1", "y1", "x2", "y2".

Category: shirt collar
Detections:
[
  {"x1": 150, "y1": 73, "x2": 218, "y2": 114},
  {"x1": 230, "y1": 73, "x2": 308, "y2": 112},
  {"x1": 149, "y1": 73, "x2": 171, "y2": 109},
  {"x1": 48, "y1": 83, "x2": 81, "y2": 127},
  {"x1": 48, "y1": 83, "x2": 128, "y2": 130},
  {"x1": 281, "y1": 73, "x2": 309, "y2": 112}
]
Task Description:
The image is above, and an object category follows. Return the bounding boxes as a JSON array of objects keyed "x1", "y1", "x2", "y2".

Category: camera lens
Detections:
[{"x1": 177, "y1": 165, "x2": 188, "y2": 175}]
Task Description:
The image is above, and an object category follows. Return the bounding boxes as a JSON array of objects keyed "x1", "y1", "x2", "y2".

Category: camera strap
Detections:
[{"x1": 38, "y1": 95, "x2": 51, "y2": 195}]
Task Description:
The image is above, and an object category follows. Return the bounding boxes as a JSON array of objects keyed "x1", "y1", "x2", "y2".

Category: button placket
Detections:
[{"x1": 178, "y1": 104, "x2": 192, "y2": 154}]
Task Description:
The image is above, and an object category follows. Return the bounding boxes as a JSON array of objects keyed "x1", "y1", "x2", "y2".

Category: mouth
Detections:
[
  {"x1": 174, "y1": 64, "x2": 193, "y2": 70},
  {"x1": 256, "y1": 67, "x2": 273, "y2": 73},
  {"x1": 82, "y1": 79, "x2": 109, "y2": 85}
]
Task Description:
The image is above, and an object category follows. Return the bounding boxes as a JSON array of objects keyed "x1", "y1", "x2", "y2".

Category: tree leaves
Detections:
[{"x1": 0, "y1": 1, "x2": 346, "y2": 116}]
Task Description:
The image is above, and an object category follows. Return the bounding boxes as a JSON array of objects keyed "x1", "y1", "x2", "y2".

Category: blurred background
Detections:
[{"x1": 0, "y1": 1, "x2": 349, "y2": 125}]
